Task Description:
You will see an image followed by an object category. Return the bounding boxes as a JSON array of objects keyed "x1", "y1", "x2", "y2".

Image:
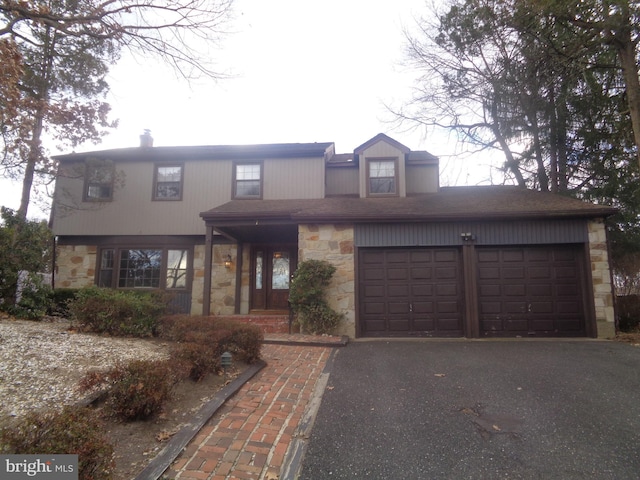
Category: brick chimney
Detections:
[{"x1": 140, "y1": 129, "x2": 153, "y2": 148}]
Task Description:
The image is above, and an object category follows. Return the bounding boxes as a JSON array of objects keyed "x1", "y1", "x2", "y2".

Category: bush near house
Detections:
[
  {"x1": 0, "y1": 406, "x2": 114, "y2": 480},
  {"x1": 289, "y1": 259, "x2": 343, "y2": 335},
  {"x1": 68, "y1": 286, "x2": 166, "y2": 336},
  {"x1": 159, "y1": 315, "x2": 264, "y2": 365}
]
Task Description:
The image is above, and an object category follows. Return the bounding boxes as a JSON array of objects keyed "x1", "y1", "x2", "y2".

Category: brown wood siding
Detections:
[
  {"x1": 355, "y1": 220, "x2": 588, "y2": 247},
  {"x1": 325, "y1": 166, "x2": 359, "y2": 196}
]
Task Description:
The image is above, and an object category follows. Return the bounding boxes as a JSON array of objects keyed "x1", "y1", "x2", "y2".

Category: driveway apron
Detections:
[{"x1": 299, "y1": 340, "x2": 640, "y2": 480}]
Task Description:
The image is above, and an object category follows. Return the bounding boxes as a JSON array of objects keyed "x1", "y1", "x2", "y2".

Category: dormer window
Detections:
[
  {"x1": 367, "y1": 158, "x2": 398, "y2": 196},
  {"x1": 234, "y1": 162, "x2": 262, "y2": 199}
]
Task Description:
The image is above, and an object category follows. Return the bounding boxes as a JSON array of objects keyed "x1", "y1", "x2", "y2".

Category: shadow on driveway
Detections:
[{"x1": 299, "y1": 340, "x2": 640, "y2": 479}]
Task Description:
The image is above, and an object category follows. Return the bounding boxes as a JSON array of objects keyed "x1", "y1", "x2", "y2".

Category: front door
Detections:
[{"x1": 251, "y1": 245, "x2": 297, "y2": 311}]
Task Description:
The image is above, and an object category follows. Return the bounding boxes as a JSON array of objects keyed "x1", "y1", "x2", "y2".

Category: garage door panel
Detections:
[
  {"x1": 504, "y1": 284, "x2": 526, "y2": 296},
  {"x1": 479, "y1": 267, "x2": 500, "y2": 279},
  {"x1": 388, "y1": 302, "x2": 409, "y2": 314},
  {"x1": 364, "y1": 285, "x2": 385, "y2": 297},
  {"x1": 436, "y1": 284, "x2": 458, "y2": 296},
  {"x1": 503, "y1": 267, "x2": 525, "y2": 279},
  {"x1": 359, "y1": 247, "x2": 463, "y2": 337},
  {"x1": 412, "y1": 284, "x2": 434, "y2": 296},
  {"x1": 387, "y1": 268, "x2": 409, "y2": 281},
  {"x1": 363, "y1": 302, "x2": 385, "y2": 315},
  {"x1": 412, "y1": 301, "x2": 434, "y2": 314},
  {"x1": 529, "y1": 284, "x2": 553, "y2": 296},
  {"x1": 529, "y1": 266, "x2": 551, "y2": 279},
  {"x1": 478, "y1": 245, "x2": 586, "y2": 337},
  {"x1": 388, "y1": 285, "x2": 409, "y2": 297},
  {"x1": 362, "y1": 268, "x2": 385, "y2": 281},
  {"x1": 480, "y1": 302, "x2": 501, "y2": 314},
  {"x1": 411, "y1": 267, "x2": 433, "y2": 279}
]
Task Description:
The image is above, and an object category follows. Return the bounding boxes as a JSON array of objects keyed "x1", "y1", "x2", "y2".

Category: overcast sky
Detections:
[{"x1": 2, "y1": 0, "x2": 500, "y2": 219}]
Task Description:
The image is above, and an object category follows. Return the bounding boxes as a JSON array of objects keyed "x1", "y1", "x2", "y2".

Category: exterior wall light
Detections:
[
  {"x1": 224, "y1": 254, "x2": 233, "y2": 269},
  {"x1": 460, "y1": 232, "x2": 475, "y2": 241}
]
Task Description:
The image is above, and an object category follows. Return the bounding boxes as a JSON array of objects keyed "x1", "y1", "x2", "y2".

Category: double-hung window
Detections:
[
  {"x1": 367, "y1": 159, "x2": 398, "y2": 196},
  {"x1": 154, "y1": 164, "x2": 183, "y2": 200},
  {"x1": 84, "y1": 160, "x2": 114, "y2": 201},
  {"x1": 234, "y1": 162, "x2": 262, "y2": 198}
]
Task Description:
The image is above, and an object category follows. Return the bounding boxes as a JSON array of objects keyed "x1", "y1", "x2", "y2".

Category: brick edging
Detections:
[{"x1": 134, "y1": 360, "x2": 267, "y2": 480}]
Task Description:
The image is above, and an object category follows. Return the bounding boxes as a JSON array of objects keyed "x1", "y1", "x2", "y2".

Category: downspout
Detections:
[{"x1": 203, "y1": 225, "x2": 213, "y2": 316}]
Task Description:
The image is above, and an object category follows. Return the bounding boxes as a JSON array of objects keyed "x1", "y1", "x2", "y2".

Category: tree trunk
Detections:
[{"x1": 617, "y1": 36, "x2": 640, "y2": 169}]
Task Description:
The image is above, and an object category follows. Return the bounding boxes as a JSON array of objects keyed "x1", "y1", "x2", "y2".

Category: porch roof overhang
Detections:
[{"x1": 200, "y1": 186, "x2": 618, "y2": 242}]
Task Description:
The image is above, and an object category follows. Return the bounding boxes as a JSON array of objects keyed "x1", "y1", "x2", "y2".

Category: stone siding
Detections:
[
  {"x1": 588, "y1": 219, "x2": 615, "y2": 337},
  {"x1": 298, "y1": 224, "x2": 355, "y2": 337},
  {"x1": 209, "y1": 244, "x2": 237, "y2": 315},
  {"x1": 55, "y1": 245, "x2": 97, "y2": 288}
]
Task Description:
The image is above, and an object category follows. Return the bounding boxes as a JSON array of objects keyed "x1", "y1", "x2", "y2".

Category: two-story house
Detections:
[{"x1": 51, "y1": 133, "x2": 617, "y2": 338}]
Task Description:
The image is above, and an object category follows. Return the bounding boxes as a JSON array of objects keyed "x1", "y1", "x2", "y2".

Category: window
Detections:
[
  {"x1": 118, "y1": 249, "x2": 162, "y2": 288},
  {"x1": 98, "y1": 248, "x2": 190, "y2": 290},
  {"x1": 98, "y1": 249, "x2": 114, "y2": 287},
  {"x1": 84, "y1": 160, "x2": 114, "y2": 201},
  {"x1": 368, "y1": 159, "x2": 398, "y2": 195},
  {"x1": 234, "y1": 163, "x2": 262, "y2": 198},
  {"x1": 166, "y1": 249, "x2": 188, "y2": 288},
  {"x1": 154, "y1": 164, "x2": 183, "y2": 200}
]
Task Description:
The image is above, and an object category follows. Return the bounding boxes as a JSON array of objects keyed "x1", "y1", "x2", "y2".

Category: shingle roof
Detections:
[
  {"x1": 200, "y1": 186, "x2": 617, "y2": 224},
  {"x1": 52, "y1": 142, "x2": 335, "y2": 162}
]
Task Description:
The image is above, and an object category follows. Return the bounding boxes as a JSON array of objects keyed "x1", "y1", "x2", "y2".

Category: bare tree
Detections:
[{"x1": 0, "y1": 0, "x2": 234, "y2": 219}]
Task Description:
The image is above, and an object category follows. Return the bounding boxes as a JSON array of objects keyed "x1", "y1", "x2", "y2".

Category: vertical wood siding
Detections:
[{"x1": 355, "y1": 219, "x2": 588, "y2": 247}]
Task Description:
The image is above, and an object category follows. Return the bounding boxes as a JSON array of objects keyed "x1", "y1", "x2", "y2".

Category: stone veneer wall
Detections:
[
  {"x1": 298, "y1": 224, "x2": 355, "y2": 337},
  {"x1": 55, "y1": 245, "x2": 97, "y2": 288},
  {"x1": 588, "y1": 219, "x2": 615, "y2": 338},
  {"x1": 208, "y1": 244, "x2": 237, "y2": 315}
]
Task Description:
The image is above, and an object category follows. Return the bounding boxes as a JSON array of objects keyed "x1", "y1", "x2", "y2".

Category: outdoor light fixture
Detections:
[
  {"x1": 460, "y1": 232, "x2": 475, "y2": 241},
  {"x1": 224, "y1": 254, "x2": 232, "y2": 269},
  {"x1": 221, "y1": 351, "x2": 232, "y2": 380}
]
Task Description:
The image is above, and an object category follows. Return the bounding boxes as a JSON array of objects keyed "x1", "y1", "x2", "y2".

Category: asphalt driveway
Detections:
[{"x1": 298, "y1": 340, "x2": 640, "y2": 479}]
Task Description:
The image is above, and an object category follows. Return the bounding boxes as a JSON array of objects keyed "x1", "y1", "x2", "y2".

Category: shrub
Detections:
[
  {"x1": 214, "y1": 319, "x2": 264, "y2": 364},
  {"x1": 159, "y1": 315, "x2": 263, "y2": 365},
  {"x1": 10, "y1": 272, "x2": 52, "y2": 320},
  {"x1": 0, "y1": 406, "x2": 114, "y2": 480},
  {"x1": 171, "y1": 341, "x2": 220, "y2": 381},
  {"x1": 289, "y1": 259, "x2": 343, "y2": 334},
  {"x1": 48, "y1": 288, "x2": 79, "y2": 317},
  {"x1": 617, "y1": 295, "x2": 640, "y2": 331},
  {"x1": 68, "y1": 286, "x2": 165, "y2": 337},
  {"x1": 80, "y1": 359, "x2": 176, "y2": 421}
]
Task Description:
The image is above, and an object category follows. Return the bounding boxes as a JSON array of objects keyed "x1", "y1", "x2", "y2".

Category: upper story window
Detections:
[
  {"x1": 154, "y1": 164, "x2": 183, "y2": 200},
  {"x1": 367, "y1": 159, "x2": 398, "y2": 196},
  {"x1": 84, "y1": 160, "x2": 114, "y2": 201},
  {"x1": 234, "y1": 162, "x2": 262, "y2": 199}
]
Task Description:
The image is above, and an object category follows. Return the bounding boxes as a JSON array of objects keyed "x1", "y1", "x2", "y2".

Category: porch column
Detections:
[{"x1": 203, "y1": 224, "x2": 213, "y2": 316}]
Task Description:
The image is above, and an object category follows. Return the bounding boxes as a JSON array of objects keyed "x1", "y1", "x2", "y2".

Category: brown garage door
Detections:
[
  {"x1": 359, "y1": 248, "x2": 464, "y2": 337},
  {"x1": 477, "y1": 245, "x2": 586, "y2": 337}
]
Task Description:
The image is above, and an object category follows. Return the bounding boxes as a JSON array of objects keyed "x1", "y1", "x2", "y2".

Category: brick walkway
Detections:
[{"x1": 166, "y1": 343, "x2": 333, "y2": 480}]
